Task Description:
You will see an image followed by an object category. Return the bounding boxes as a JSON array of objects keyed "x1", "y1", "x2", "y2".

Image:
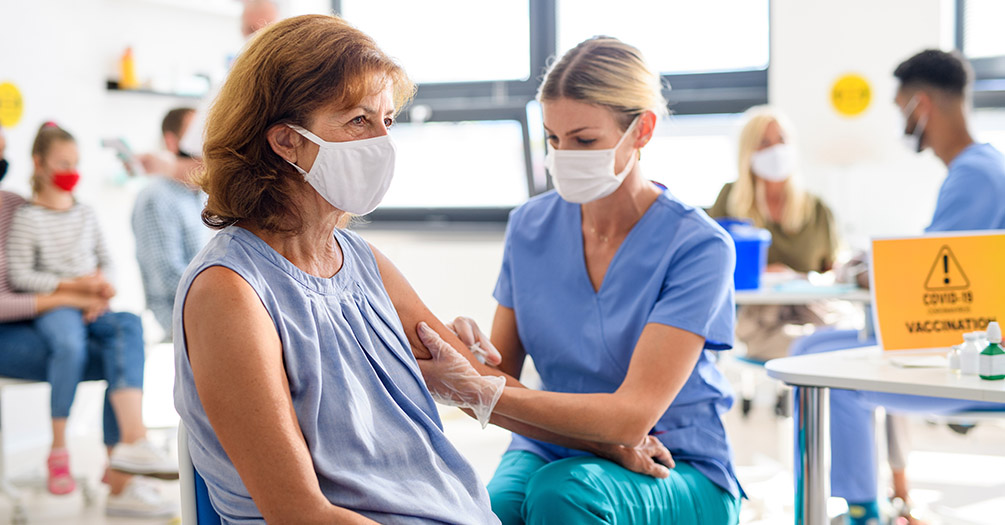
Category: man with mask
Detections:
[
  {"x1": 896, "y1": 49, "x2": 1005, "y2": 231},
  {"x1": 800, "y1": 49, "x2": 1005, "y2": 525},
  {"x1": 131, "y1": 108, "x2": 211, "y2": 339}
]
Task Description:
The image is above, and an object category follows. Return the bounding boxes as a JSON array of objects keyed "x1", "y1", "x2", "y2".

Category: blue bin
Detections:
[{"x1": 715, "y1": 218, "x2": 772, "y2": 291}]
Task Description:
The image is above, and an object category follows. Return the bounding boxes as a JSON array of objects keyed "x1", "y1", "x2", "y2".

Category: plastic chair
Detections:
[
  {"x1": 0, "y1": 377, "x2": 95, "y2": 525},
  {"x1": 178, "y1": 423, "x2": 221, "y2": 525}
]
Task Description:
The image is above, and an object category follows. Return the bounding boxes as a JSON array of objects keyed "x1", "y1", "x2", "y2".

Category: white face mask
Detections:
[
  {"x1": 545, "y1": 117, "x2": 639, "y2": 204},
  {"x1": 285, "y1": 124, "x2": 396, "y2": 215},
  {"x1": 750, "y1": 143, "x2": 796, "y2": 182},
  {"x1": 899, "y1": 95, "x2": 928, "y2": 154}
]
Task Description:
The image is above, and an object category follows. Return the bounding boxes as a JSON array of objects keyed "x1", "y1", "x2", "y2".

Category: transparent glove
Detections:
[
  {"x1": 446, "y1": 316, "x2": 503, "y2": 366},
  {"x1": 416, "y1": 322, "x2": 505, "y2": 428}
]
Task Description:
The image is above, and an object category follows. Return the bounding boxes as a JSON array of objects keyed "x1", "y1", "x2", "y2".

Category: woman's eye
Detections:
[
  {"x1": 351, "y1": 115, "x2": 366, "y2": 125},
  {"x1": 577, "y1": 138, "x2": 596, "y2": 146},
  {"x1": 384, "y1": 117, "x2": 395, "y2": 128}
]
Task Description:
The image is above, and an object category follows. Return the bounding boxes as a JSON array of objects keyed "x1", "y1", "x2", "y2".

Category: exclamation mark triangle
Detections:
[{"x1": 924, "y1": 245, "x2": 970, "y2": 291}]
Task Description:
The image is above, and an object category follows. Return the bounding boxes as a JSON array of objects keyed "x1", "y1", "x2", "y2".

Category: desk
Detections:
[
  {"x1": 765, "y1": 346, "x2": 1005, "y2": 524},
  {"x1": 735, "y1": 284, "x2": 871, "y2": 306}
]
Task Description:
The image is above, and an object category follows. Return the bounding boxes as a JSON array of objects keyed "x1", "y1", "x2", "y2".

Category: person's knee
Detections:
[
  {"x1": 523, "y1": 459, "x2": 614, "y2": 523},
  {"x1": 39, "y1": 309, "x2": 87, "y2": 360},
  {"x1": 488, "y1": 485, "x2": 526, "y2": 525}
]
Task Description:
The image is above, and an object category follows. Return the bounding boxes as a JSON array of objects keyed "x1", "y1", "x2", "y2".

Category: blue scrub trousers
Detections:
[
  {"x1": 488, "y1": 450, "x2": 740, "y2": 525},
  {"x1": 790, "y1": 329, "x2": 1005, "y2": 502},
  {"x1": 0, "y1": 309, "x2": 145, "y2": 446}
]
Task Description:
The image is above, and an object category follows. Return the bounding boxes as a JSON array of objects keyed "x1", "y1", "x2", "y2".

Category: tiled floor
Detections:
[{"x1": 0, "y1": 352, "x2": 1002, "y2": 524}]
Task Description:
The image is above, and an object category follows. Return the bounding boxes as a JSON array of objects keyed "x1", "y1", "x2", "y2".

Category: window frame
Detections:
[
  {"x1": 332, "y1": 0, "x2": 768, "y2": 225},
  {"x1": 956, "y1": 0, "x2": 1005, "y2": 108}
]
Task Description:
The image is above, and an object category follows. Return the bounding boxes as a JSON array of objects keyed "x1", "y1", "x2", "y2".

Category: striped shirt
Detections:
[
  {"x1": 0, "y1": 191, "x2": 36, "y2": 321},
  {"x1": 5, "y1": 201, "x2": 113, "y2": 294}
]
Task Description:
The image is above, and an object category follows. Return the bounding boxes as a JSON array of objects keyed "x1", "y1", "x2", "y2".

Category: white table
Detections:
[
  {"x1": 765, "y1": 346, "x2": 1005, "y2": 525},
  {"x1": 735, "y1": 284, "x2": 871, "y2": 305}
]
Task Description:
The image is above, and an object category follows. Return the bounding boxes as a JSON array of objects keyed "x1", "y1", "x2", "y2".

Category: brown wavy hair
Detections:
[{"x1": 199, "y1": 14, "x2": 414, "y2": 232}]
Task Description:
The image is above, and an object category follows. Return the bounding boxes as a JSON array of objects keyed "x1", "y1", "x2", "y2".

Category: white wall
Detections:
[{"x1": 771, "y1": 0, "x2": 956, "y2": 250}]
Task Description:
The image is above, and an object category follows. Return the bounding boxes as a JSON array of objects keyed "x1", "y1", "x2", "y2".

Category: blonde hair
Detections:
[
  {"x1": 538, "y1": 36, "x2": 668, "y2": 129},
  {"x1": 199, "y1": 14, "x2": 415, "y2": 233},
  {"x1": 727, "y1": 106, "x2": 813, "y2": 234}
]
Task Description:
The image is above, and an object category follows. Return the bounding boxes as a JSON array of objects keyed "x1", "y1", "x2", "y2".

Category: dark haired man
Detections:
[
  {"x1": 895, "y1": 49, "x2": 1005, "y2": 231},
  {"x1": 131, "y1": 107, "x2": 211, "y2": 339}
]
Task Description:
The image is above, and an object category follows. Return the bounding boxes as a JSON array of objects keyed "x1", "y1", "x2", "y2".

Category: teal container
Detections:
[{"x1": 715, "y1": 218, "x2": 772, "y2": 290}]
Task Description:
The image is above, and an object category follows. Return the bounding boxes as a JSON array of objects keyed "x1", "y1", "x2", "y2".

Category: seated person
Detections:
[
  {"x1": 0, "y1": 123, "x2": 176, "y2": 517},
  {"x1": 132, "y1": 107, "x2": 211, "y2": 338},
  {"x1": 707, "y1": 106, "x2": 839, "y2": 362},
  {"x1": 796, "y1": 49, "x2": 1005, "y2": 525}
]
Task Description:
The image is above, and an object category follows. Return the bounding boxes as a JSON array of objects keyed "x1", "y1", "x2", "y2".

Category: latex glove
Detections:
[
  {"x1": 416, "y1": 322, "x2": 505, "y2": 428},
  {"x1": 446, "y1": 316, "x2": 503, "y2": 366}
]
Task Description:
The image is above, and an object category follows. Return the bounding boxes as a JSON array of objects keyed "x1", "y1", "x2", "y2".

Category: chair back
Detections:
[{"x1": 178, "y1": 423, "x2": 221, "y2": 525}]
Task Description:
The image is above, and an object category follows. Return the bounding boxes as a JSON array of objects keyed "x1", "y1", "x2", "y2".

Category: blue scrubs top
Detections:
[
  {"x1": 493, "y1": 189, "x2": 741, "y2": 498},
  {"x1": 926, "y1": 143, "x2": 1005, "y2": 232}
]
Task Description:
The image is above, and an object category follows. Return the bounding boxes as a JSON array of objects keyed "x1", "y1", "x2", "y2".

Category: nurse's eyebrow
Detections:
[{"x1": 542, "y1": 125, "x2": 596, "y2": 135}]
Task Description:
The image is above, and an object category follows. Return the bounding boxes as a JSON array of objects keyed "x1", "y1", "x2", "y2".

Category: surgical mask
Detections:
[
  {"x1": 750, "y1": 143, "x2": 795, "y2": 182},
  {"x1": 545, "y1": 117, "x2": 639, "y2": 204},
  {"x1": 51, "y1": 170, "x2": 80, "y2": 192},
  {"x1": 900, "y1": 95, "x2": 928, "y2": 154},
  {"x1": 286, "y1": 124, "x2": 396, "y2": 215}
]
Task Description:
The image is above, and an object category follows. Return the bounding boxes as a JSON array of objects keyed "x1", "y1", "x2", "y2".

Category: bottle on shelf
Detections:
[{"x1": 119, "y1": 46, "x2": 139, "y2": 90}]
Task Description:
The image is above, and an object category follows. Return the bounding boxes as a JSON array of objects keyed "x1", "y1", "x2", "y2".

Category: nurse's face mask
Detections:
[
  {"x1": 899, "y1": 94, "x2": 928, "y2": 154},
  {"x1": 285, "y1": 124, "x2": 396, "y2": 215},
  {"x1": 545, "y1": 117, "x2": 639, "y2": 204}
]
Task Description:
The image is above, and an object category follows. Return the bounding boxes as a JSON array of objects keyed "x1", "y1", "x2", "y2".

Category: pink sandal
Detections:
[{"x1": 47, "y1": 448, "x2": 76, "y2": 495}]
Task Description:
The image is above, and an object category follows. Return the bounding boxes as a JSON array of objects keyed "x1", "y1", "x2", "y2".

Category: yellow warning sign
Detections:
[
  {"x1": 831, "y1": 74, "x2": 871, "y2": 117},
  {"x1": 0, "y1": 82, "x2": 24, "y2": 128},
  {"x1": 872, "y1": 232, "x2": 1005, "y2": 351},
  {"x1": 924, "y1": 246, "x2": 970, "y2": 290}
]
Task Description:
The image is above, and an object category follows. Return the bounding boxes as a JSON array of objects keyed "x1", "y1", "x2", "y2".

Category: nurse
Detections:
[{"x1": 418, "y1": 36, "x2": 742, "y2": 524}]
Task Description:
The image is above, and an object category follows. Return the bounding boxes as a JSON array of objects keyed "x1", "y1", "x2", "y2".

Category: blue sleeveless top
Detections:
[{"x1": 174, "y1": 226, "x2": 499, "y2": 525}]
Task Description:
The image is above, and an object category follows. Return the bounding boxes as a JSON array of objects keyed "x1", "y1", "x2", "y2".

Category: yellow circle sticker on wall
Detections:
[
  {"x1": 831, "y1": 74, "x2": 871, "y2": 117},
  {"x1": 0, "y1": 82, "x2": 24, "y2": 128}
]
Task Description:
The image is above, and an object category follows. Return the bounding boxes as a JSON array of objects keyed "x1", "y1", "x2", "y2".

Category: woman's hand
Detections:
[
  {"x1": 594, "y1": 435, "x2": 675, "y2": 479},
  {"x1": 415, "y1": 322, "x2": 505, "y2": 428},
  {"x1": 446, "y1": 316, "x2": 503, "y2": 366}
]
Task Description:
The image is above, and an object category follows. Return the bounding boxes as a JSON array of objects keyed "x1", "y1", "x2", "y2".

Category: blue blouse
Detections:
[
  {"x1": 493, "y1": 189, "x2": 741, "y2": 498},
  {"x1": 174, "y1": 226, "x2": 498, "y2": 524}
]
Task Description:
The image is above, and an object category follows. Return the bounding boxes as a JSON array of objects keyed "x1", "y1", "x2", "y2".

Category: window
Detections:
[
  {"x1": 957, "y1": 0, "x2": 1005, "y2": 108},
  {"x1": 334, "y1": 0, "x2": 769, "y2": 223}
]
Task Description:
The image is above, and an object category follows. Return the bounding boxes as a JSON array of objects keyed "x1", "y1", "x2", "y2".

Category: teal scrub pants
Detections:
[{"x1": 488, "y1": 451, "x2": 740, "y2": 525}]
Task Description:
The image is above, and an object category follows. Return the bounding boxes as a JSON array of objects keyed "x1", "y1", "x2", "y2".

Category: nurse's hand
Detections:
[
  {"x1": 416, "y1": 322, "x2": 506, "y2": 428},
  {"x1": 596, "y1": 435, "x2": 675, "y2": 479},
  {"x1": 446, "y1": 316, "x2": 503, "y2": 366}
]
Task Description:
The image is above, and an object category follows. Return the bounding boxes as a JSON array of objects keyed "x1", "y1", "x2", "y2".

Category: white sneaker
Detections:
[
  {"x1": 105, "y1": 477, "x2": 177, "y2": 518},
  {"x1": 110, "y1": 439, "x2": 179, "y2": 479}
]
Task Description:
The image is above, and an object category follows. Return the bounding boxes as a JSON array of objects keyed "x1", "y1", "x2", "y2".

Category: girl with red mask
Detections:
[{"x1": 1, "y1": 122, "x2": 177, "y2": 516}]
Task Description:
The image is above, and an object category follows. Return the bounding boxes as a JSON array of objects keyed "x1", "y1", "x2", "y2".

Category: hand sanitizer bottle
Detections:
[{"x1": 979, "y1": 322, "x2": 1005, "y2": 381}]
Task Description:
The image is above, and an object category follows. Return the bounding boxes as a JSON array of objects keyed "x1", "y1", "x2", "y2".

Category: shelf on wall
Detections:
[{"x1": 106, "y1": 81, "x2": 204, "y2": 99}]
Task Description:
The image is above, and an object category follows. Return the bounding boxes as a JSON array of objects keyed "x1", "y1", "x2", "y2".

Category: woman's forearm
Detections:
[{"x1": 493, "y1": 388, "x2": 650, "y2": 446}]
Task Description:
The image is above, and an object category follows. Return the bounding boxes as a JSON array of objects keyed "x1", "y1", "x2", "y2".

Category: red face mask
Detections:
[{"x1": 51, "y1": 171, "x2": 80, "y2": 192}]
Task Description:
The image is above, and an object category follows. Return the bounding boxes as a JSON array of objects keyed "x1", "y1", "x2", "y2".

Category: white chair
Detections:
[{"x1": 0, "y1": 378, "x2": 94, "y2": 525}]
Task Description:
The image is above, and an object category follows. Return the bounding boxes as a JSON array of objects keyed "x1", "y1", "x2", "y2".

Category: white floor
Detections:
[{"x1": 0, "y1": 351, "x2": 1002, "y2": 524}]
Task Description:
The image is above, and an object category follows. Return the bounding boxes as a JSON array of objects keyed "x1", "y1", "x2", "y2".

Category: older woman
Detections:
[{"x1": 175, "y1": 15, "x2": 675, "y2": 524}]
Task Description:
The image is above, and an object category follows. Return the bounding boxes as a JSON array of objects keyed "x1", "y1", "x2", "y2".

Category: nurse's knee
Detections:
[{"x1": 523, "y1": 459, "x2": 614, "y2": 523}]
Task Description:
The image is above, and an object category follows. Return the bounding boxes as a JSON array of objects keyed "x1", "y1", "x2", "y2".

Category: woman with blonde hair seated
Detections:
[{"x1": 707, "y1": 106, "x2": 840, "y2": 362}]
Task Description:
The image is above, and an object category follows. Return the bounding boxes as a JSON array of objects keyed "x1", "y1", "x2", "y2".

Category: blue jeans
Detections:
[
  {"x1": 488, "y1": 451, "x2": 741, "y2": 525},
  {"x1": 0, "y1": 309, "x2": 145, "y2": 446}
]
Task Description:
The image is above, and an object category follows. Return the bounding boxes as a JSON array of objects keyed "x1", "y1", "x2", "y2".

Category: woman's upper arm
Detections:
[
  {"x1": 183, "y1": 266, "x2": 341, "y2": 522},
  {"x1": 368, "y1": 242, "x2": 523, "y2": 385}
]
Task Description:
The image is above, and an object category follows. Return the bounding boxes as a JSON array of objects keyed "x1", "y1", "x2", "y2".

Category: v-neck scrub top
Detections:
[
  {"x1": 493, "y1": 190, "x2": 741, "y2": 498},
  {"x1": 174, "y1": 226, "x2": 498, "y2": 524}
]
